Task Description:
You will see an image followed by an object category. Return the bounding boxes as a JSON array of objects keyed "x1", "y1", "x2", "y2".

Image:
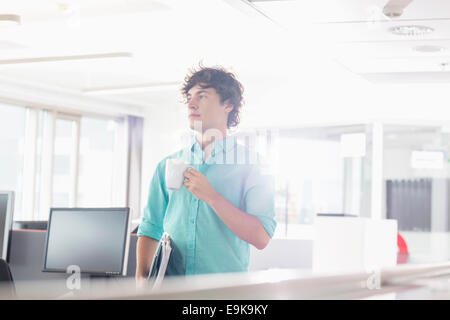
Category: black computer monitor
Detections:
[
  {"x1": 0, "y1": 191, "x2": 14, "y2": 262},
  {"x1": 42, "y1": 207, "x2": 131, "y2": 276}
]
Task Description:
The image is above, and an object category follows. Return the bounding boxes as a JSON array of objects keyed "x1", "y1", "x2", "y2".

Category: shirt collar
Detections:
[{"x1": 189, "y1": 133, "x2": 237, "y2": 154}]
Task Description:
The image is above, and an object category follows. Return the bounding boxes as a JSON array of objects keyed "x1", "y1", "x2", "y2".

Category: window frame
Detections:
[
  {"x1": 15, "y1": 106, "x2": 137, "y2": 221},
  {"x1": 52, "y1": 112, "x2": 81, "y2": 208}
]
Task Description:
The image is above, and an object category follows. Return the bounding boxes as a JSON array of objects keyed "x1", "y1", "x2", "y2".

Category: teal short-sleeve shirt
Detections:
[{"x1": 137, "y1": 134, "x2": 277, "y2": 275}]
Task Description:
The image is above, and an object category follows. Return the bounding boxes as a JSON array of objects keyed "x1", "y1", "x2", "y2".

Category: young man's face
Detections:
[{"x1": 186, "y1": 84, "x2": 232, "y2": 133}]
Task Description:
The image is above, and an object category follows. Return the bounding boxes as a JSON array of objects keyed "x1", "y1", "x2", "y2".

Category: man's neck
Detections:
[{"x1": 196, "y1": 129, "x2": 227, "y2": 150}]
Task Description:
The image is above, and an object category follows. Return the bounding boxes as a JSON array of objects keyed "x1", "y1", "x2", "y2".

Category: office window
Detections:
[
  {"x1": 245, "y1": 125, "x2": 374, "y2": 238},
  {"x1": 52, "y1": 117, "x2": 79, "y2": 207},
  {"x1": 35, "y1": 110, "x2": 55, "y2": 220},
  {"x1": 78, "y1": 117, "x2": 126, "y2": 207},
  {"x1": 0, "y1": 103, "x2": 26, "y2": 219},
  {"x1": 276, "y1": 137, "x2": 344, "y2": 224},
  {"x1": 0, "y1": 102, "x2": 139, "y2": 221},
  {"x1": 3, "y1": 105, "x2": 137, "y2": 221}
]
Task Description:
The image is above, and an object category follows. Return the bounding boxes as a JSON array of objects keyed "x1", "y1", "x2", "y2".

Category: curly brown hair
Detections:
[{"x1": 181, "y1": 65, "x2": 244, "y2": 129}]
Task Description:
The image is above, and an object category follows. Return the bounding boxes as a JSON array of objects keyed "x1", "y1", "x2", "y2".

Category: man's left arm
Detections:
[{"x1": 183, "y1": 168, "x2": 274, "y2": 250}]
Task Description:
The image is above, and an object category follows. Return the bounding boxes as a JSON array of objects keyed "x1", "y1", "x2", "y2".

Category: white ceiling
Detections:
[
  {"x1": 253, "y1": 0, "x2": 450, "y2": 80},
  {"x1": 0, "y1": 0, "x2": 449, "y2": 115},
  {"x1": 0, "y1": 0, "x2": 283, "y2": 112}
]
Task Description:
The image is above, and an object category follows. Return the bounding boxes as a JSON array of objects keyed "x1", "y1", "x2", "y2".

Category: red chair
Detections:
[{"x1": 397, "y1": 233, "x2": 409, "y2": 264}]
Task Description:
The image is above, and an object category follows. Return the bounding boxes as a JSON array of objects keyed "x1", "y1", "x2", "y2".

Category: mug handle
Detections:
[{"x1": 183, "y1": 166, "x2": 194, "y2": 182}]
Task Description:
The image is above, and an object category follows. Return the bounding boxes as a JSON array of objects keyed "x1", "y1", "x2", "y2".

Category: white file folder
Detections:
[{"x1": 147, "y1": 232, "x2": 172, "y2": 289}]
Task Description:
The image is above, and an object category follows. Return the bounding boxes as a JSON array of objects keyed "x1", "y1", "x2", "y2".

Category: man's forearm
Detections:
[
  {"x1": 136, "y1": 236, "x2": 159, "y2": 279},
  {"x1": 207, "y1": 193, "x2": 270, "y2": 250}
]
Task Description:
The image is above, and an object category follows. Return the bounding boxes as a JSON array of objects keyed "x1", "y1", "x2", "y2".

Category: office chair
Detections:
[{"x1": 0, "y1": 258, "x2": 16, "y2": 298}]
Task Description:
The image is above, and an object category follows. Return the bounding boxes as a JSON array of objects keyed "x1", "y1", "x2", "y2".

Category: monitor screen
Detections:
[
  {"x1": 43, "y1": 208, "x2": 130, "y2": 276},
  {"x1": 0, "y1": 192, "x2": 14, "y2": 261}
]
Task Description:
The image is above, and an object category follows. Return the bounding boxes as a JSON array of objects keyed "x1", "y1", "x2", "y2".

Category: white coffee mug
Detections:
[{"x1": 165, "y1": 158, "x2": 191, "y2": 190}]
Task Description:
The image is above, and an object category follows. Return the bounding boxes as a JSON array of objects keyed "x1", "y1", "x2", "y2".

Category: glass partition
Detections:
[
  {"x1": 239, "y1": 124, "x2": 376, "y2": 238},
  {"x1": 383, "y1": 123, "x2": 450, "y2": 264}
]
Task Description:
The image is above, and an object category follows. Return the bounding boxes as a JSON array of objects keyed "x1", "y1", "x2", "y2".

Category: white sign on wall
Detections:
[{"x1": 410, "y1": 150, "x2": 444, "y2": 169}]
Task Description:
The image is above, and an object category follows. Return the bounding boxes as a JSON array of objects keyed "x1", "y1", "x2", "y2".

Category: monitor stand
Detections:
[
  {"x1": 87, "y1": 274, "x2": 124, "y2": 286},
  {"x1": 88, "y1": 274, "x2": 121, "y2": 279},
  {"x1": 88, "y1": 274, "x2": 127, "y2": 286}
]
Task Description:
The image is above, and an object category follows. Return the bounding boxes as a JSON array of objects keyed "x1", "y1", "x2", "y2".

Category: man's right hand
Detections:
[
  {"x1": 135, "y1": 275, "x2": 148, "y2": 289},
  {"x1": 135, "y1": 236, "x2": 159, "y2": 288}
]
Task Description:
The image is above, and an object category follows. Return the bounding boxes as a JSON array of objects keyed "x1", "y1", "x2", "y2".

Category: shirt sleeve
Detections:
[
  {"x1": 243, "y1": 164, "x2": 277, "y2": 238},
  {"x1": 137, "y1": 160, "x2": 168, "y2": 240}
]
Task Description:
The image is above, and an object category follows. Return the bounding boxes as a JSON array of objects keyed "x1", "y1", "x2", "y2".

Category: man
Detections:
[{"x1": 136, "y1": 66, "x2": 276, "y2": 283}]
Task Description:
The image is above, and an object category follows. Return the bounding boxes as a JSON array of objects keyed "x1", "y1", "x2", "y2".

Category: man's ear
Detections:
[{"x1": 223, "y1": 100, "x2": 234, "y2": 114}]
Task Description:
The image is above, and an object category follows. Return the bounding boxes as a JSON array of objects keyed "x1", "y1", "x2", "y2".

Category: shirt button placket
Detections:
[{"x1": 186, "y1": 196, "x2": 199, "y2": 274}]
